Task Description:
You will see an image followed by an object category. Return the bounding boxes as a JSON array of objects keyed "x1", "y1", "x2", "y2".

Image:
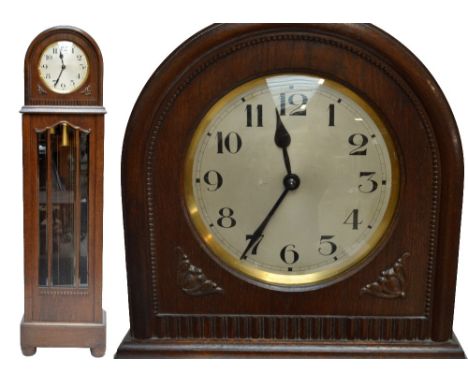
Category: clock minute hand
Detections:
[
  {"x1": 275, "y1": 109, "x2": 292, "y2": 175},
  {"x1": 240, "y1": 188, "x2": 290, "y2": 259},
  {"x1": 54, "y1": 68, "x2": 65, "y2": 88},
  {"x1": 240, "y1": 112, "x2": 298, "y2": 259}
]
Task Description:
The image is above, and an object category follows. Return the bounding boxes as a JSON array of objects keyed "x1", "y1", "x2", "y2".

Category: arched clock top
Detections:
[
  {"x1": 118, "y1": 23, "x2": 464, "y2": 358},
  {"x1": 24, "y1": 26, "x2": 103, "y2": 106}
]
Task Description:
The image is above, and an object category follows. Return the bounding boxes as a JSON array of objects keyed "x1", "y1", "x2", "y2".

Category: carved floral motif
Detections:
[
  {"x1": 360, "y1": 252, "x2": 410, "y2": 299},
  {"x1": 176, "y1": 247, "x2": 223, "y2": 296},
  {"x1": 80, "y1": 85, "x2": 92, "y2": 96},
  {"x1": 37, "y1": 84, "x2": 47, "y2": 95}
]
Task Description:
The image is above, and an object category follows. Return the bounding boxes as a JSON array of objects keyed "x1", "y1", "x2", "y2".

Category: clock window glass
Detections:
[
  {"x1": 37, "y1": 123, "x2": 90, "y2": 287},
  {"x1": 38, "y1": 41, "x2": 89, "y2": 94},
  {"x1": 184, "y1": 74, "x2": 399, "y2": 289}
]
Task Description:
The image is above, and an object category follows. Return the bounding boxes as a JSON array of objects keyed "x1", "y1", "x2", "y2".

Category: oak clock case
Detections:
[
  {"x1": 117, "y1": 24, "x2": 465, "y2": 358},
  {"x1": 21, "y1": 26, "x2": 105, "y2": 357}
]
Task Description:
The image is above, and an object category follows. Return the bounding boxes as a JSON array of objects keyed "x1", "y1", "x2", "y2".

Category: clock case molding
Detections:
[
  {"x1": 23, "y1": 26, "x2": 103, "y2": 107},
  {"x1": 21, "y1": 26, "x2": 106, "y2": 356},
  {"x1": 116, "y1": 24, "x2": 465, "y2": 358}
]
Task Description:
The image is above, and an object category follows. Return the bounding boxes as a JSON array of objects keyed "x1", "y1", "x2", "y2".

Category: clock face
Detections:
[
  {"x1": 38, "y1": 41, "x2": 89, "y2": 94},
  {"x1": 184, "y1": 74, "x2": 399, "y2": 289}
]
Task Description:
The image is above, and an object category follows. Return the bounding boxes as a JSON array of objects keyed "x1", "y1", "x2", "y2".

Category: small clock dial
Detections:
[
  {"x1": 184, "y1": 74, "x2": 399, "y2": 288},
  {"x1": 38, "y1": 41, "x2": 89, "y2": 94}
]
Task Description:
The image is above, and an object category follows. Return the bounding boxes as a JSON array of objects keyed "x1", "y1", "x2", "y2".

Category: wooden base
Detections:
[
  {"x1": 115, "y1": 331, "x2": 465, "y2": 358},
  {"x1": 21, "y1": 311, "x2": 106, "y2": 357}
]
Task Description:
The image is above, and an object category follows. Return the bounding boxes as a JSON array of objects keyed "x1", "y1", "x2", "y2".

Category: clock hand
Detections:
[
  {"x1": 54, "y1": 68, "x2": 64, "y2": 88},
  {"x1": 240, "y1": 173, "x2": 300, "y2": 259},
  {"x1": 241, "y1": 187, "x2": 290, "y2": 259},
  {"x1": 241, "y1": 112, "x2": 299, "y2": 259},
  {"x1": 275, "y1": 109, "x2": 292, "y2": 175},
  {"x1": 54, "y1": 49, "x2": 66, "y2": 88},
  {"x1": 59, "y1": 49, "x2": 65, "y2": 66}
]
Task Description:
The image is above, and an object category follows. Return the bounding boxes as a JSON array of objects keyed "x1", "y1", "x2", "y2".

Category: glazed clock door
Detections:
[
  {"x1": 28, "y1": 117, "x2": 98, "y2": 323},
  {"x1": 37, "y1": 122, "x2": 90, "y2": 289}
]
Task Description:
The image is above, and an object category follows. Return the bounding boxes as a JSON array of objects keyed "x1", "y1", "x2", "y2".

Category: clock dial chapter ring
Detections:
[{"x1": 184, "y1": 74, "x2": 399, "y2": 289}]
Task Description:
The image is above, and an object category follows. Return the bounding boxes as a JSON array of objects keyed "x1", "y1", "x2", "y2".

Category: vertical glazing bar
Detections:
[
  {"x1": 80, "y1": 132, "x2": 89, "y2": 287},
  {"x1": 46, "y1": 129, "x2": 53, "y2": 287},
  {"x1": 74, "y1": 128, "x2": 81, "y2": 287}
]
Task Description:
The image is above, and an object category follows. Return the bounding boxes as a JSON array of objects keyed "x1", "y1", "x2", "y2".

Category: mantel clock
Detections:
[
  {"x1": 21, "y1": 26, "x2": 106, "y2": 357},
  {"x1": 116, "y1": 24, "x2": 465, "y2": 358}
]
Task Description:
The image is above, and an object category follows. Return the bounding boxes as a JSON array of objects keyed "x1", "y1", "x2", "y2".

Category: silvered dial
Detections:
[
  {"x1": 38, "y1": 41, "x2": 89, "y2": 94},
  {"x1": 184, "y1": 74, "x2": 399, "y2": 288}
]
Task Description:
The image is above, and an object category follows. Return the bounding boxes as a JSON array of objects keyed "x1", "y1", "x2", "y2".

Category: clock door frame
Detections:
[{"x1": 117, "y1": 23, "x2": 465, "y2": 358}]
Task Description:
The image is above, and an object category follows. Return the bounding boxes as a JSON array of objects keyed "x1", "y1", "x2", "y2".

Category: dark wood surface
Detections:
[
  {"x1": 21, "y1": 313, "x2": 106, "y2": 357},
  {"x1": 21, "y1": 26, "x2": 105, "y2": 356},
  {"x1": 24, "y1": 26, "x2": 103, "y2": 106},
  {"x1": 115, "y1": 331, "x2": 465, "y2": 359},
  {"x1": 118, "y1": 23, "x2": 464, "y2": 357}
]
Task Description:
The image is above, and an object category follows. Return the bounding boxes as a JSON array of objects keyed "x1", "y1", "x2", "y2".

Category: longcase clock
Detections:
[
  {"x1": 116, "y1": 23, "x2": 465, "y2": 358},
  {"x1": 21, "y1": 26, "x2": 106, "y2": 357}
]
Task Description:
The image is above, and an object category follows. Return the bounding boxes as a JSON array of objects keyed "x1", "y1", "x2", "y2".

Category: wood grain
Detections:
[
  {"x1": 118, "y1": 23, "x2": 464, "y2": 357},
  {"x1": 21, "y1": 26, "x2": 106, "y2": 356},
  {"x1": 24, "y1": 26, "x2": 103, "y2": 106}
]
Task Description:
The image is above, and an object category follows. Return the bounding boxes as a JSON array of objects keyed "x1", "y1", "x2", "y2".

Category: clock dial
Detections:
[
  {"x1": 38, "y1": 41, "x2": 89, "y2": 94},
  {"x1": 184, "y1": 74, "x2": 399, "y2": 288}
]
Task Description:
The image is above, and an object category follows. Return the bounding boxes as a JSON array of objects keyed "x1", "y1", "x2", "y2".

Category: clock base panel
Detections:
[
  {"x1": 115, "y1": 331, "x2": 465, "y2": 359},
  {"x1": 20, "y1": 311, "x2": 106, "y2": 357}
]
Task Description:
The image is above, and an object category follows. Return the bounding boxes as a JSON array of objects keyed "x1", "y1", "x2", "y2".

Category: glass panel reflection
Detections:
[
  {"x1": 38, "y1": 132, "x2": 48, "y2": 286},
  {"x1": 79, "y1": 132, "x2": 89, "y2": 286},
  {"x1": 51, "y1": 123, "x2": 75, "y2": 286}
]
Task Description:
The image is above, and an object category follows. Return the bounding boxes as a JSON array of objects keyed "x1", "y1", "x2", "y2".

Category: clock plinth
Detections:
[
  {"x1": 21, "y1": 26, "x2": 106, "y2": 356},
  {"x1": 117, "y1": 24, "x2": 465, "y2": 358},
  {"x1": 116, "y1": 332, "x2": 465, "y2": 359},
  {"x1": 21, "y1": 313, "x2": 106, "y2": 357}
]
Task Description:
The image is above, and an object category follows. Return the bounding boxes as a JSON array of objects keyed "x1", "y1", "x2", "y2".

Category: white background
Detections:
[{"x1": 0, "y1": 0, "x2": 467, "y2": 379}]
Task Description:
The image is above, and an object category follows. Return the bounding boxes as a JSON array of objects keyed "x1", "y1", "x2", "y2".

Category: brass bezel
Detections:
[
  {"x1": 38, "y1": 40, "x2": 90, "y2": 94},
  {"x1": 184, "y1": 74, "x2": 400, "y2": 288}
]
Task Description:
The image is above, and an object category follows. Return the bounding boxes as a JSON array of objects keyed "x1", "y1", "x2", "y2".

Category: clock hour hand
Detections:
[
  {"x1": 241, "y1": 188, "x2": 290, "y2": 259},
  {"x1": 54, "y1": 49, "x2": 66, "y2": 88},
  {"x1": 241, "y1": 112, "x2": 299, "y2": 259},
  {"x1": 59, "y1": 49, "x2": 65, "y2": 66},
  {"x1": 275, "y1": 109, "x2": 292, "y2": 175}
]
